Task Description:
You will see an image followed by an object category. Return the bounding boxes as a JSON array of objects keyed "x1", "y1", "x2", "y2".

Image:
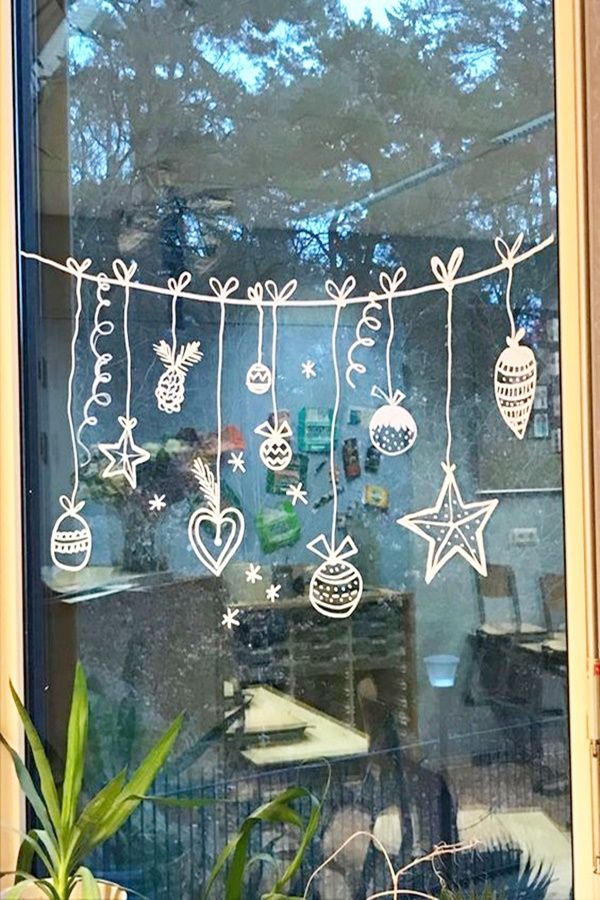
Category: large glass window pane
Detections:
[{"x1": 17, "y1": 1, "x2": 571, "y2": 897}]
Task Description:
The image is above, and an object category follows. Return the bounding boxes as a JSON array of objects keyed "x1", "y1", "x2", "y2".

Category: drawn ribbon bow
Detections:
[{"x1": 307, "y1": 534, "x2": 359, "y2": 563}]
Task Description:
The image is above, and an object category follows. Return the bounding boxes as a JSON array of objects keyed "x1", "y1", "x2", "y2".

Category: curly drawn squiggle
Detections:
[
  {"x1": 345, "y1": 290, "x2": 383, "y2": 388},
  {"x1": 77, "y1": 274, "x2": 114, "y2": 467}
]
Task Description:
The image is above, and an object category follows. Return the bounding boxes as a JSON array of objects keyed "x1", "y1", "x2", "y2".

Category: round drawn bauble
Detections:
[
  {"x1": 494, "y1": 328, "x2": 537, "y2": 440},
  {"x1": 259, "y1": 435, "x2": 293, "y2": 472},
  {"x1": 245, "y1": 362, "x2": 272, "y2": 395},
  {"x1": 309, "y1": 558, "x2": 363, "y2": 619},
  {"x1": 369, "y1": 394, "x2": 417, "y2": 456},
  {"x1": 50, "y1": 497, "x2": 92, "y2": 572}
]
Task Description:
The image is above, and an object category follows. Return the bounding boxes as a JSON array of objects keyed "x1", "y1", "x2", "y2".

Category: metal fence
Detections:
[{"x1": 92, "y1": 715, "x2": 570, "y2": 899}]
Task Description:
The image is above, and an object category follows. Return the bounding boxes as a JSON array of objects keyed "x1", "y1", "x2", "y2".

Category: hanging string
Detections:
[
  {"x1": 64, "y1": 257, "x2": 92, "y2": 502},
  {"x1": 386, "y1": 295, "x2": 395, "y2": 399},
  {"x1": 445, "y1": 286, "x2": 454, "y2": 467},
  {"x1": 270, "y1": 298, "x2": 279, "y2": 428},
  {"x1": 495, "y1": 234, "x2": 524, "y2": 340},
  {"x1": 215, "y1": 297, "x2": 226, "y2": 512},
  {"x1": 330, "y1": 302, "x2": 342, "y2": 547},
  {"x1": 430, "y1": 248, "x2": 464, "y2": 469}
]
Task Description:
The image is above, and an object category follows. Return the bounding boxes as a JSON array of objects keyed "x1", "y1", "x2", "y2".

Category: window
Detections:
[{"x1": 9, "y1": 1, "x2": 584, "y2": 897}]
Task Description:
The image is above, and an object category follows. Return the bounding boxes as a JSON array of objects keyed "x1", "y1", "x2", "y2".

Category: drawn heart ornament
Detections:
[{"x1": 188, "y1": 505, "x2": 245, "y2": 576}]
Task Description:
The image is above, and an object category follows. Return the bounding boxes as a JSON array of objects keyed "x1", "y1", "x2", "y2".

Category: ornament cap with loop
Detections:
[
  {"x1": 307, "y1": 533, "x2": 359, "y2": 563},
  {"x1": 371, "y1": 384, "x2": 406, "y2": 406},
  {"x1": 59, "y1": 494, "x2": 86, "y2": 515},
  {"x1": 254, "y1": 419, "x2": 292, "y2": 439}
]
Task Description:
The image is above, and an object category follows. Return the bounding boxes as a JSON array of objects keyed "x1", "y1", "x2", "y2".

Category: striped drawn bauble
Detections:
[
  {"x1": 309, "y1": 558, "x2": 363, "y2": 619},
  {"x1": 494, "y1": 328, "x2": 537, "y2": 440}
]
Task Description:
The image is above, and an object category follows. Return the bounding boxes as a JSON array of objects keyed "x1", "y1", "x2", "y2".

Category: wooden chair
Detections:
[
  {"x1": 476, "y1": 563, "x2": 546, "y2": 638},
  {"x1": 539, "y1": 573, "x2": 566, "y2": 634}
]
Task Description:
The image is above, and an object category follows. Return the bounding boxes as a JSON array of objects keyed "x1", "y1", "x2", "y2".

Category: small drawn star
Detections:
[
  {"x1": 148, "y1": 494, "x2": 166, "y2": 512},
  {"x1": 285, "y1": 482, "x2": 308, "y2": 506},
  {"x1": 245, "y1": 563, "x2": 263, "y2": 584},
  {"x1": 266, "y1": 583, "x2": 281, "y2": 603},
  {"x1": 228, "y1": 451, "x2": 246, "y2": 474},
  {"x1": 99, "y1": 416, "x2": 150, "y2": 489},
  {"x1": 221, "y1": 607, "x2": 241, "y2": 630},
  {"x1": 301, "y1": 360, "x2": 317, "y2": 379}
]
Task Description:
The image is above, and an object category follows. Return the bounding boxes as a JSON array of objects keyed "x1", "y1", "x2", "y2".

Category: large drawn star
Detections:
[
  {"x1": 397, "y1": 463, "x2": 498, "y2": 584},
  {"x1": 99, "y1": 416, "x2": 150, "y2": 490}
]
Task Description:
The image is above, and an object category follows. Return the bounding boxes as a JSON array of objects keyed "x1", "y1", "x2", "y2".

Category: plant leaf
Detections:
[
  {"x1": 0, "y1": 733, "x2": 59, "y2": 861},
  {"x1": 84, "y1": 714, "x2": 184, "y2": 852},
  {"x1": 61, "y1": 663, "x2": 89, "y2": 834},
  {"x1": 69, "y1": 769, "x2": 127, "y2": 864},
  {"x1": 15, "y1": 830, "x2": 55, "y2": 880},
  {"x1": 8, "y1": 683, "x2": 61, "y2": 834},
  {"x1": 76, "y1": 867, "x2": 102, "y2": 899}
]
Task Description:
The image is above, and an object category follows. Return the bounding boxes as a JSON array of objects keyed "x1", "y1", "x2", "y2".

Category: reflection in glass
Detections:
[{"x1": 20, "y1": 0, "x2": 570, "y2": 896}]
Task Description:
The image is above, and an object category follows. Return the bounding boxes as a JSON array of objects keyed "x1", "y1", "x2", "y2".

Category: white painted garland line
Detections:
[{"x1": 21, "y1": 233, "x2": 554, "y2": 308}]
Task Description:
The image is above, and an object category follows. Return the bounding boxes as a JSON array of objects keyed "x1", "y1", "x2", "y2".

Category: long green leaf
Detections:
[
  {"x1": 0, "y1": 733, "x2": 59, "y2": 861},
  {"x1": 61, "y1": 664, "x2": 89, "y2": 834},
  {"x1": 203, "y1": 788, "x2": 306, "y2": 899},
  {"x1": 1, "y1": 878, "x2": 58, "y2": 899},
  {"x1": 130, "y1": 793, "x2": 216, "y2": 809},
  {"x1": 15, "y1": 830, "x2": 55, "y2": 879},
  {"x1": 84, "y1": 713, "x2": 184, "y2": 852},
  {"x1": 69, "y1": 770, "x2": 127, "y2": 865},
  {"x1": 76, "y1": 866, "x2": 102, "y2": 899},
  {"x1": 225, "y1": 825, "x2": 252, "y2": 900},
  {"x1": 271, "y1": 778, "x2": 329, "y2": 893},
  {"x1": 8, "y1": 683, "x2": 61, "y2": 834}
]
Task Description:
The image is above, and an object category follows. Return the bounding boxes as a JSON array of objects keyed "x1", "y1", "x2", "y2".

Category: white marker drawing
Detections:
[
  {"x1": 398, "y1": 248, "x2": 498, "y2": 583},
  {"x1": 255, "y1": 418, "x2": 293, "y2": 472},
  {"x1": 266, "y1": 583, "x2": 281, "y2": 603},
  {"x1": 23, "y1": 234, "x2": 555, "y2": 310},
  {"x1": 188, "y1": 278, "x2": 245, "y2": 576},
  {"x1": 493, "y1": 234, "x2": 537, "y2": 439},
  {"x1": 154, "y1": 272, "x2": 203, "y2": 413},
  {"x1": 308, "y1": 534, "x2": 363, "y2": 620},
  {"x1": 309, "y1": 278, "x2": 364, "y2": 618},
  {"x1": 245, "y1": 563, "x2": 263, "y2": 584},
  {"x1": 149, "y1": 494, "x2": 166, "y2": 512},
  {"x1": 245, "y1": 283, "x2": 272, "y2": 394},
  {"x1": 76, "y1": 272, "x2": 114, "y2": 467},
  {"x1": 345, "y1": 288, "x2": 381, "y2": 388},
  {"x1": 369, "y1": 267, "x2": 418, "y2": 456},
  {"x1": 227, "y1": 451, "x2": 246, "y2": 474},
  {"x1": 50, "y1": 257, "x2": 93, "y2": 572},
  {"x1": 99, "y1": 416, "x2": 150, "y2": 488},
  {"x1": 221, "y1": 607, "x2": 241, "y2": 630},
  {"x1": 254, "y1": 278, "x2": 297, "y2": 470},
  {"x1": 99, "y1": 260, "x2": 149, "y2": 489},
  {"x1": 286, "y1": 482, "x2": 308, "y2": 506},
  {"x1": 301, "y1": 360, "x2": 316, "y2": 379}
]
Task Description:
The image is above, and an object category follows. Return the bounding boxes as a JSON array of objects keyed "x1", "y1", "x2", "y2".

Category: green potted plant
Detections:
[{"x1": 0, "y1": 663, "x2": 184, "y2": 899}]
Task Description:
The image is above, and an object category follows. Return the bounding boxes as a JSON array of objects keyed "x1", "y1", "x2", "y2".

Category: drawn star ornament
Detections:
[
  {"x1": 99, "y1": 416, "x2": 150, "y2": 489},
  {"x1": 397, "y1": 463, "x2": 498, "y2": 584}
]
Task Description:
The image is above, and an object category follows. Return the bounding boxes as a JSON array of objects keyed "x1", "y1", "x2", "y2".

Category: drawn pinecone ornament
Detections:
[
  {"x1": 494, "y1": 327, "x2": 537, "y2": 439},
  {"x1": 153, "y1": 339, "x2": 203, "y2": 414}
]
